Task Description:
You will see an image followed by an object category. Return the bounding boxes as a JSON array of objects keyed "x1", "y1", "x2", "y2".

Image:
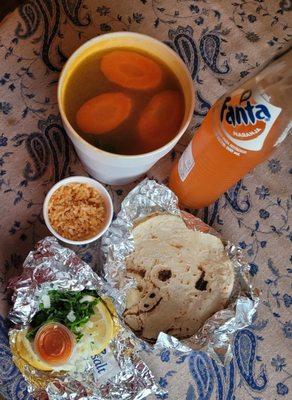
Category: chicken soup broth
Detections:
[{"x1": 63, "y1": 47, "x2": 185, "y2": 155}]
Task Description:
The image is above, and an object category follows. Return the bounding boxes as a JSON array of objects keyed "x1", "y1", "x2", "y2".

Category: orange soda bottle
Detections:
[{"x1": 169, "y1": 49, "x2": 292, "y2": 209}]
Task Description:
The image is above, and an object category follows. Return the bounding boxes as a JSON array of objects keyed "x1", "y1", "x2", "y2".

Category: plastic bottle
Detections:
[{"x1": 169, "y1": 49, "x2": 292, "y2": 209}]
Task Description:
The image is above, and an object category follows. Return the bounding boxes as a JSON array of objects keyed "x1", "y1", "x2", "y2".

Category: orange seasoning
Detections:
[
  {"x1": 34, "y1": 322, "x2": 75, "y2": 365},
  {"x1": 48, "y1": 183, "x2": 106, "y2": 241}
]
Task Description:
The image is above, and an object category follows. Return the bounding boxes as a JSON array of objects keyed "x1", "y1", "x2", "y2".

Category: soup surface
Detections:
[{"x1": 64, "y1": 47, "x2": 185, "y2": 155}]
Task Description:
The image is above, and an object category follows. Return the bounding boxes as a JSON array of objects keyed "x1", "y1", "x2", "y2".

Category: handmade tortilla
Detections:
[{"x1": 124, "y1": 213, "x2": 234, "y2": 341}]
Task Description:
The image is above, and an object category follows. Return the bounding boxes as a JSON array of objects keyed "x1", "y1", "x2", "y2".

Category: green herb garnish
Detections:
[{"x1": 26, "y1": 289, "x2": 100, "y2": 342}]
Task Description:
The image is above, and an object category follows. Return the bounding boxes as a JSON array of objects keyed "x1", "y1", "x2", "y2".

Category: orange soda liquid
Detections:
[{"x1": 170, "y1": 49, "x2": 292, "y2": 209}]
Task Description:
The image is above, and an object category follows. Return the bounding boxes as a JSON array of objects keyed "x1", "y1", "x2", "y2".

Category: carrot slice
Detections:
[
  {"x1": 137, "y1": 90, "x2": 184, "y2": 151},
  {"x1": 100, "y1": 50, "x2": 162, "y2": 90},
  {"x1": 76, "y1": 92, "x2": 132, "y2": 135}
]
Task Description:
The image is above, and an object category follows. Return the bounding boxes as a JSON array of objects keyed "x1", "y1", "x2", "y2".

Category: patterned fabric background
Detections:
[{"x1": 0, "y1": 1, "x2": 291, "y2": 399}]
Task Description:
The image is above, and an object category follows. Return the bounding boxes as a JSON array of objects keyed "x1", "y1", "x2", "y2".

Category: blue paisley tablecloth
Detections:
[{"x1": 0, "y1": 1, "x2": 291, "y2": 399}]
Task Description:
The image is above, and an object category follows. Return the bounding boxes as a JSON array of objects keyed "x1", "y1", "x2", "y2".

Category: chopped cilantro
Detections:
[{"x1": 26, "y1": 289, "x2": 100, "y2": 341}]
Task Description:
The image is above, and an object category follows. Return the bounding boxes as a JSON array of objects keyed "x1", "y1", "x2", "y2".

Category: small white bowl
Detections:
[{"x1": 43, "y1": 176, "x2": 113, "y2": 245}]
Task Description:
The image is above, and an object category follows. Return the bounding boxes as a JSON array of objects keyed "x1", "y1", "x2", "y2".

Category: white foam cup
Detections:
[{"x1": 58, "y1": 32, "x2": 195, "y2": 185}]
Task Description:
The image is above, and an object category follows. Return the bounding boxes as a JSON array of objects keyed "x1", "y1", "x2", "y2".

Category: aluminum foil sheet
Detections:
[
  {"x1": 8, "y1": 237, "x2": 160, "y2": 399},
  {"x1": 102, "y1": 179, "x2": 259, "y2": 365}
]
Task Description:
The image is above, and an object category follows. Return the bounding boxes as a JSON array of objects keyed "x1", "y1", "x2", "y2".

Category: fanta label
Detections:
[
  {"x1": 217, "y1": 89, "x2": 281, "y2": 154},
  {"x1": 178, "y1": 141, "x2": 195, "y2": 182}
]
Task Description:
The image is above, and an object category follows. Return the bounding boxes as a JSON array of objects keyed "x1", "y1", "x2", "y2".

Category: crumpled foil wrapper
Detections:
[
  {"x1": 102, "y1": 179, "x2": 259, "y2": 364},
  {"x1": 8, "y1": 237, "x2": 161, "y2": 399}
]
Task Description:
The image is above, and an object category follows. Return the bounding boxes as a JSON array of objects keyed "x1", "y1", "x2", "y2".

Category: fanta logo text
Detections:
[
  {"x1": 221, "y1": 96, "x2": 271, "y2": 126},
  {"x1": 232, "y1": 127, "x2": 261, "y2": 138}
]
